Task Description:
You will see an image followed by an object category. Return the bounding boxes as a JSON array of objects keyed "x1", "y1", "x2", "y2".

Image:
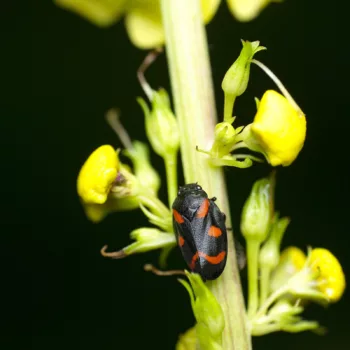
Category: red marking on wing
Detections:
[
  {"x1": 208, "y1": 225, "x2": 222, "y2": 237},
  {"x1": 178, "y1": 236, "x2": 185, "y2": 247},
  {"x1": 173, "y1": 209, "x2": 184, "y2": 223},
  {"x1": 196, "y1": 198, "x2": 209, "y2": 218},
  {"x1": 198, "y1": 251, "x2": 226, "y2": 265},
  {"x1": 189, "y1": 252, "x2": 199, "y2": 270}
]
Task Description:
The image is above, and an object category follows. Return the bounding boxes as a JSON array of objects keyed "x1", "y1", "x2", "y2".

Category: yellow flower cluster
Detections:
[
  {"x1": 55, "y1": 0, "x2": 221, "y2": 49},
  {"x1": 55, "y1": 0, "x2": 278, "y2": 48}
]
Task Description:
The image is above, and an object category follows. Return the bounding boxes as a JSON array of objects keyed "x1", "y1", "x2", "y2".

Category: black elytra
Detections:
[{"x1": 172, "y1": 183, "x2": 228, "y2": 280}]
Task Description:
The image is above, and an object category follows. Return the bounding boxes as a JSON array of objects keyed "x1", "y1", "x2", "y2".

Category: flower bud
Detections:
[
  {"x1": 259, "y1": 215, "x2": 290, "y2": 270},
  {"x1": 210, "y1": 120, "x2": 237, "y2": 157},
  {"x1": 250, "y1": 90, "x2": 307, "y2": 166},
  {"x1": 179, "y1": 272, "x2": 224, "y2": 349},
  {"x1": 215, "y1": 120, "x2": 236, "y2": 144},
  {"x1": 123, "y1": 141, "x2": 161, "y2": 195},
  {"x1": 240, "y1": 176, "x2": 273, "y2": 243},
  {"x1": 77, "y1": 145, "x2": 119, "y2": 204},
  {"x1": 222, "y1": 40, "x2": 266, "y2": 97},
  {"x1": 102, "y1": 228, "x2": 176, "y2": 259},
  {"x1": 138, "y1": 88, "x2": 180, "y2": 159}
]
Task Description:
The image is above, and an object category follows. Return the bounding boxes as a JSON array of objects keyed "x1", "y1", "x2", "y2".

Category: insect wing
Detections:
[
  {"x1": 193, "y1": 200, "x2": 228, "y2": 280},
  {"x1": 173, "y1": 214, "x2": 201, "y2": 273}
]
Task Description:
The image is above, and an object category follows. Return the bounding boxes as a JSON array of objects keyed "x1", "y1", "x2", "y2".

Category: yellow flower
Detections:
[
  {"x1": 251, "y1": 90, "x2": 307, "y2": 166},
  {"x1": 281, "y1": 247, "x2": 346, "y2": 303},
  {"x1": 77, "y1": 145, "x2": 119, "y2": 204},
  {"x1": 55, "y1": 0, "x2": 221, "y2": 49},
  {"x1": 309, "y1": 248, "x2": 346, "y2": 302},
  {"x1": 226, "y1": 0, "x2": 281, "y2": 22}
]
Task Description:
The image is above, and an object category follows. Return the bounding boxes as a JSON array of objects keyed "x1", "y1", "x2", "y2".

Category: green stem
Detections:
[
  {"x1": 247, "y1": 240, "x2": 260, "y2": 318},
  {"x1": 255, "y1": 285, "x2": 289, "y2": 319},
  {"x1": 160, "y1": 1, "x2": 251, "y2": 349},
  {"x1": 259, "y1": 266, "x2": 271, "y2": 307},
  {"x1": 138, "y1": 192, "x2": 170, "y2": 218},
  {"x1": 164, "y1": 153, "x2": 178, "y2": 207},
  {"x1": 251, "y1": 323, "x2": 281, "y2": 336},
  {"x1": 252, "y1": 320, "x2": 320, "y2": 336},
  {"x1": 224, "y1": 93, "x2": 236, "y2": 122}
]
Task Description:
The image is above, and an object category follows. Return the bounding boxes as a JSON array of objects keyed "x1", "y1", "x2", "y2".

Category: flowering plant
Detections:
[{"x1": 56, "y1": 1, "x2": 345, "y2": 349}]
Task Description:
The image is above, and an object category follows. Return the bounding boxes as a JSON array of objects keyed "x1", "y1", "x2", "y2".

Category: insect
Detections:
[{"x1": 172, "y1": 183, "x2": 228, "y2": 280}]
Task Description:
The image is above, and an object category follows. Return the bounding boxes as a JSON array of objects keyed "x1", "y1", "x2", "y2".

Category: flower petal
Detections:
[
  {"x1": 226, "y1": 0, "x2": 278, "y2": 22},
  {"x1": 201, "y1": 0, "x2": 222, "y2": 24},
  {"x1": 125, "y1": 0, "x2": 164, "y2": 49},
  {"x1": 251, "y1": 90, "x2": 306, "y2": 166},
  {"x1": 125, "y1": 0, "x2": 222, "y2": 49},
  {"x1": 77, "y1": 145, "x2": 119, "y2": 204},
  {"x1": 310, "y1": 248, "x2": 346, "y2": 302},
  {"x1": 55, "y1": 0, "x2": 127, "y2": 27}
]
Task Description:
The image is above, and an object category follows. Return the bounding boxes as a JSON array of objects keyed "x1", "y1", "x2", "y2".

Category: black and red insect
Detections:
[{"x1": 172, "y1": 183, "x2": 228, "y2": 280}]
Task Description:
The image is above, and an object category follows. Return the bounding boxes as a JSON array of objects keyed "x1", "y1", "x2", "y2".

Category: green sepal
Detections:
[
  {"x1": 196, "y1": 117, "x2": 263, "y2": 168},
  {"x1": 212, "y1": 121, "x2": 237, "y2": 157},
  {"x1": 139, "y1": 203, "x2": 172, "y2": 232},
  {"x1": 123, "y1": 141, "x2": 161, "y2": 196},
  {"x1": 122, "y1": 227, "x2": 176, "y2": 256},
  {"x1": 176, "y1": 327, "x2": 197, "y2": 350},
  {"x1": 178, "y1": 272, "x2": 225, "y2": 350}
]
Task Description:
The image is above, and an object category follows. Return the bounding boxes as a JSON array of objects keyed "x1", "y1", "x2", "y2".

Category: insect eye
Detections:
[{"x1": 196, "y1": 185, "x2": 201, "y2": 190}]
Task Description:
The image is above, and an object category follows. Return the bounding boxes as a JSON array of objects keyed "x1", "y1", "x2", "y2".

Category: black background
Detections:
[{"x1": 1, "y1": 0, "x2": 349, "y2": 349}]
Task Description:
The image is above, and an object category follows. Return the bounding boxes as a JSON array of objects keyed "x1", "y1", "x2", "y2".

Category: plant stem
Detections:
[
  {"x1": 255, "y1": 285, "x2": 289, "y2": 319},
  {"x1": 247, "y1": 240, "x2": 260, "y2": 318},
  {"x1": 160, "y1": 1, "x2": 251, "y2": 349},
  {"x1": 164, "y1": 154, "x2": 177, "y2": 207},
  {"x1": 259, "y1": 266, "x2": 271, "y2": 307},
  {"x1": 224, "y1": 93, "x2": 236, "y2": 122},
  {"x1": 138, "y1": 192, "x2": 170, "y2": 218}
]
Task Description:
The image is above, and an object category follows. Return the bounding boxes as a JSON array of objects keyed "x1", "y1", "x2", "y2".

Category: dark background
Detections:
[{"x1": 1, "y1": 0, "x2": 348, "y2": 349}]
